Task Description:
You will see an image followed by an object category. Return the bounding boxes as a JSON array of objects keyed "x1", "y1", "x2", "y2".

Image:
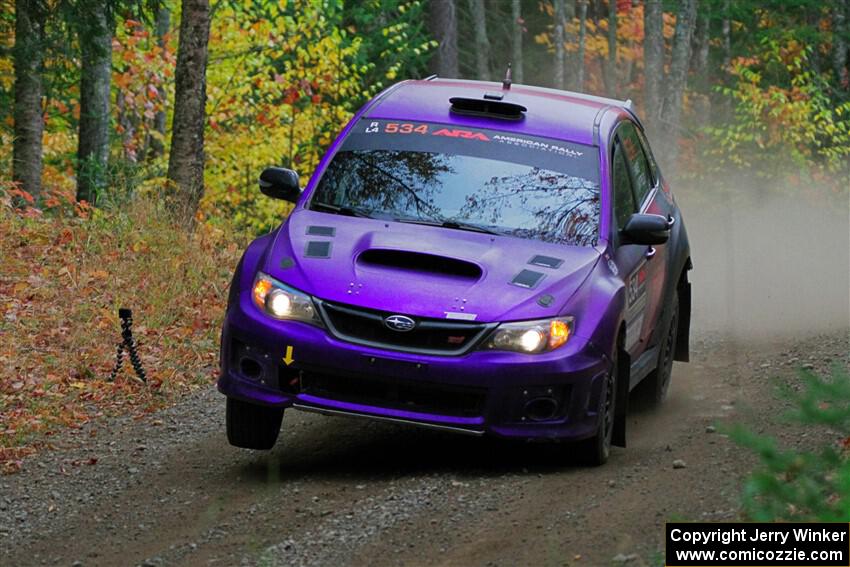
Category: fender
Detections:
[
  {"x1": 230, "y1": 231, "x2": 277, "y2": 310},
  {"x1": 569, "y1": 261, "x2": 630, "y2": 447}
]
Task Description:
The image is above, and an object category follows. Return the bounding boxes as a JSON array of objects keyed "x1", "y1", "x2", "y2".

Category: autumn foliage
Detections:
[{"x1": 0, "y1": 196, "x2": 241, "y2": 473}]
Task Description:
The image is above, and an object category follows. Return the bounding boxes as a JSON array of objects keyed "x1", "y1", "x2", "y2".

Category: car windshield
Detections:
[{"x1": 311, "y1": 119, "x2": 601, "y2": 246}]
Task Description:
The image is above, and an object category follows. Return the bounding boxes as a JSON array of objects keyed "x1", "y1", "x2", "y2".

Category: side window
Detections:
[
  {"x1": 635, "y1": 127, "x2": 659, "y2": 186},
  {"x1": 612, "y1": 139, "x2": 636, "y2": 231},
  {"x1": 618, "y1": 122, "x2": 653, "y2": 206}
]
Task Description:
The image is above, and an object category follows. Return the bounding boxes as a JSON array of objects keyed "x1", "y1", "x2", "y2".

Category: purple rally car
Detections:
[{"x1": 218, "y1": 77, "x2": 692, "y2": 465}]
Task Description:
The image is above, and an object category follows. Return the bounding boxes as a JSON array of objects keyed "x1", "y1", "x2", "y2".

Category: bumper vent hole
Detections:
[
  {"x1": 523, "y1": 397, "x2": 560, "y2": 422},
  {"x1": 239, "y1": 357, "x2": 263, "y2": 380}
]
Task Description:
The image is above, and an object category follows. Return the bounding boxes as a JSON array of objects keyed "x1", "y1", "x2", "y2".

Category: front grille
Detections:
[
  {"x1": 317, "y1": 301, "x2": 494, "y2": 355},
  {"x1": 301, "y1": 372, "x2": 486, "y2": 417}
]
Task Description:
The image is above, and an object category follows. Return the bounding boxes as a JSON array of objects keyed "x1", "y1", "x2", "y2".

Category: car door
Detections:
[
  {"x1": 611, "y1": 135, "x2": 650, "y2": 358},
  {"x1": 618, "y1": 121, "x2": 671, "y2": 347}
]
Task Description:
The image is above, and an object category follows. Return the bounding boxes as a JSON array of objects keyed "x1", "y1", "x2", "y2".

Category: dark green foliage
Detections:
[
  {"x1": 342, "y1": 0, "x2": 435, "y2": 93},
  {"x1": 731, "y1": 365, "x2": 850, "y2": 521}
]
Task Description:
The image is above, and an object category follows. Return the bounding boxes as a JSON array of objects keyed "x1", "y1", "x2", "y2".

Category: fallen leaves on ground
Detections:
[{"x1": 0, "y1": 199, "x2": 245, "y2": 473}]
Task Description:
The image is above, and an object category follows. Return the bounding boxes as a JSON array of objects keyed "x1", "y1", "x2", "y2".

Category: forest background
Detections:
[{"x1": 1, "y1": 0, "x2": 848, "y2": 473}]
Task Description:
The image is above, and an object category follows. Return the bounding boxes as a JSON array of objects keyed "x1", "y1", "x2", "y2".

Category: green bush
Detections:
[{"x1": 730, "y1": 365, "x2": 850, "y2": 521}]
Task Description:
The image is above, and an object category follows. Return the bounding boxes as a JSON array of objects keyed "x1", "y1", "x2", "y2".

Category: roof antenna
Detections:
[{"x1": 502, "y1": 63, "x2": 512, "y2": 90}]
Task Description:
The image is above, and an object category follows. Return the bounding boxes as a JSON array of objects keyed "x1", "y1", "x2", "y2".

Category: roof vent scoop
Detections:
[{"x1": 449, "y1": 97, "x2": 527, "y2": 121}]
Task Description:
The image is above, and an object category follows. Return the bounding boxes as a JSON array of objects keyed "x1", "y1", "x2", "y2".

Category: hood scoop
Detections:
[{"x1": 357, "y1": 249, "x2": 483, "y2": 281}]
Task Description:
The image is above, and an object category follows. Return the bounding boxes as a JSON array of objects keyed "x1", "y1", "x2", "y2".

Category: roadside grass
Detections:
[{"x1": 0, "y1": 196, "x2": 245, "y2": 473}]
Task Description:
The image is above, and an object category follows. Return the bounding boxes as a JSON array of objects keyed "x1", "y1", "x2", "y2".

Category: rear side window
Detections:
[
  {"x1": 635, "y1": 127, "x2": 659, "y2": 186},
  {"x1": 618, "y1": 122, "x2": 653, "y2": 206},
  {"x1": 612, "y1": 141, "x2": 636, "y2": 230}
]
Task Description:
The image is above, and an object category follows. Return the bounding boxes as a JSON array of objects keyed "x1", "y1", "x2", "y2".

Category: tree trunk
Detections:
[
  {"x1": 719, "y1": 0, "x2": 732, "y2": 117},
  {"x1": 428, "y1": 0, "x2": 459, "y2": 78},
  {"x1": 663, "y1": 0, "x2": 698, "y2": 129},
  {"x1": 467, "y1": 0, "x2": 490, "y2": 80},
  {"x1": 691, "y1": 9, "x2": 711, "y2": 124},
  {"x1": 834, "y1": 0, "x2": 848, "y2": 90},
  {"x1": 12, "y1": 0, "x2": 45, "y2": 201},
  {"x1": 511, "y1": 0, "x2": 523, "y2": 83},
  {"x1": 554, "y1": 0, "x2": 565, "y2": 89},
  {"x1": 148, "y1": 6, "x2": 170, "y2": 159},
  {"x1": 643, "y1": 0, "x2": 664, "y2": 124},
  {"x1": 692, "y1": 10, "x2": 709, "y2": 87},
  {"x1": 116, "y1": 91, "x2": 136, "y2": 163},
  {"x1": 577, "y1": 0, "x2": 587, "y2": 91},
  {"x1": 167, "y1": 0, "x2": 211, "y2": 227},
  {"x1": 76, "y1": 0, "x2": 113, "y2": 204},
  {"x1": 662, "y1": 0, "x2": 698, "y2": 170},
  {"x1": 604, "y1": 0, "x2": 617, "y2": 96}
]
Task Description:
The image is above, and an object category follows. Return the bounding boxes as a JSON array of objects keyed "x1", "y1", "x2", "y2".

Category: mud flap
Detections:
[
  {"x1": 674, "y1": 281, "x2": 691, "y2": 362},
  {"x1": 612, "y1": 348, "x2": 630, "y2": 448}
]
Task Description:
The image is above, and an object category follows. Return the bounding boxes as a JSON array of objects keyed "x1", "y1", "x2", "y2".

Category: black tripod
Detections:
[{"x1": 108, "y1": 308, "x2": 147, "y2": 382}]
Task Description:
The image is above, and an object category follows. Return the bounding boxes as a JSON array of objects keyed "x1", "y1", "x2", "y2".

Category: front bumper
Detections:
[{"x1": 218, "y1": 293, "x2": 610, "y2": 441}]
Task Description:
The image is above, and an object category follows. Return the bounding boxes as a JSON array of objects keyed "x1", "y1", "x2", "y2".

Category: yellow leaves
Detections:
[
  {"x1": 200, "y1": 0, "x2": 368, "y2": 233},
  {"x1": 706, "y1": 38, "x2": 850, "y2": 191}
]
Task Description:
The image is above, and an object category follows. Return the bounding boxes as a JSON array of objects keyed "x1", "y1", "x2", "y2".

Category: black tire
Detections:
[
  {"x1": 573, "y1": 346, "x2": 617, "y2": 466},
  {"x1": 226, "y1": 397, "x2": 284, "y2": 450},
  {"x1": 637, "y1": 288, "x2": 679, "y2": 407}
]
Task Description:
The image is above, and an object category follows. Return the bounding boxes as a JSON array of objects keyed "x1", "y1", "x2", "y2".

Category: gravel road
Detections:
[{"x1": 1, "y1": 331, "x2": 847, "y2": 567}]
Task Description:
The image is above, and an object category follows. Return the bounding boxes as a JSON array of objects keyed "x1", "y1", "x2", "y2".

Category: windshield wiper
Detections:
[
  {"x1": 395, "y1": 218, "x2": 500, "y2": 235},
  {"x1": 311, "y1": 202, "x2": 374, "y2": 218}
]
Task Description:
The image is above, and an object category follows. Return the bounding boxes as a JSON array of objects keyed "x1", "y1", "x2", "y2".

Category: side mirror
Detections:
[
  {"x1": 620, "y1": 213, "x2": 670, "y2": 245},
  {"x1": 259, "y1": 167, "x2": 301, "y2": 203}
]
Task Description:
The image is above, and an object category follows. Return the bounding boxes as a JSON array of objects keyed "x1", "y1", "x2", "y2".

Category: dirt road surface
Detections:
[{"x1": 2, "y1": 330, "x2": 847, "y2": 567}]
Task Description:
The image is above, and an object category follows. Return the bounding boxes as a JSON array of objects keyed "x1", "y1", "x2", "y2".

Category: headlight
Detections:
[
  {"x1": 482, "y1": 317, "x2": 574, "y2": 354},
  {"x1": 251, "y1": 272, "x2": 323, "y2": 326}
]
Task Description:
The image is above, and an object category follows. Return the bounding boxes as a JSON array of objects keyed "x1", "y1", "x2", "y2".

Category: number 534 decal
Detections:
[{"x1": 385, "y1": 122, "x2": 429, "y2": 134}]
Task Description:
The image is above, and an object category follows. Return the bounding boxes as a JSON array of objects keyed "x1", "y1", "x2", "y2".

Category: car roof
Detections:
[{"x1": 364, "y1": 77, "x2": 638, "y2": 147}]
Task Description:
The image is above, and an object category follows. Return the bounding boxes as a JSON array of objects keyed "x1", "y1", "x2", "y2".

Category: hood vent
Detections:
[
  {"x1": 305, "y1": 241, "x2": 332, "y2": 258},
  {"x1": 357, "y1": 249, "x2": 483, "y2": 280}
]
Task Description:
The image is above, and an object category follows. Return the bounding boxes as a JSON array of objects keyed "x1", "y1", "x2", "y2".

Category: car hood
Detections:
[{"x1": 263, "y1": 209, "x2": 600, "y2": 323}]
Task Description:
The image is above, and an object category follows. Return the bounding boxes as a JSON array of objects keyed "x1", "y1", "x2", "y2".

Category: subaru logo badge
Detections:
[{"x1": 384, "y1": 314, "x2": 416, "y2": 332}]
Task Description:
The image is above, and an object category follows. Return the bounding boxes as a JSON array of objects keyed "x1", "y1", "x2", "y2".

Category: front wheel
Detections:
[
  {"x1": 226, "y1": 397, "x2": 284, "y2": 450},
  {"x1": 573, "y1": 348, "x2": 617, "y2": 466}
]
